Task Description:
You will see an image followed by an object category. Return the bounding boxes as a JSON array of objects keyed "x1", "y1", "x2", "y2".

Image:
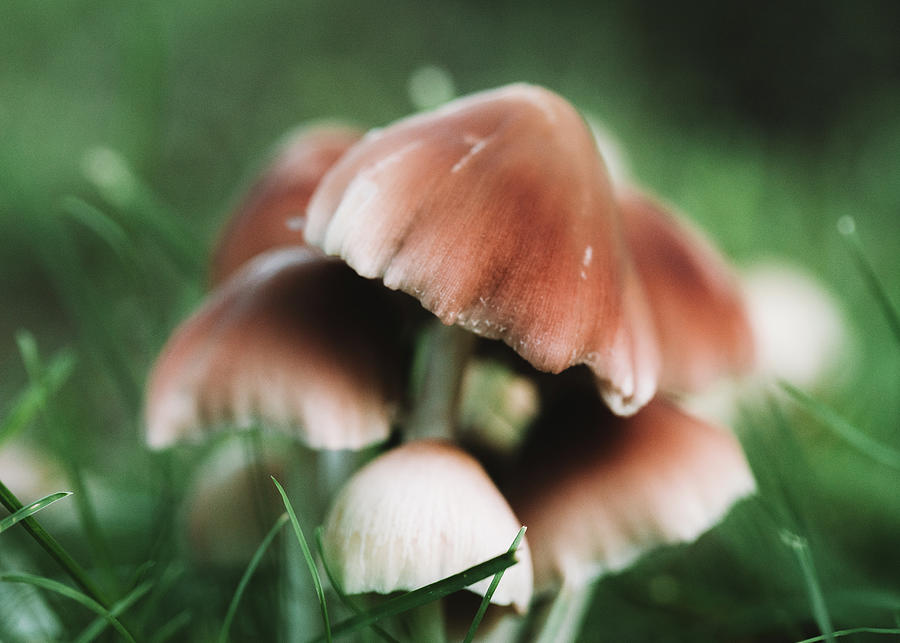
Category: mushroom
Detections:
[
  {"x1": 509, "y1": 397, "x2": 754, "y2": 593},
  {"x1": 321, "y1": 440, "x2": 533, "y2": 613},
  {"x1": 145, "y1": 247, "x2": 408, "y2": 450},
  {"x1": 619, "y1": 189, "x2": 755, "y2": 392},
  {"x1": 684, "y1": 260, "x2": 849, "y2": 425},
  {"x1": 740, "y1": 261, "x2": 847, "y2": 386},
  {"x1": 210, "y1": 125, "x2": 362, "y2": 285},
  {"x1": 183, "y1": 437, "x2": 291, "y2": 566},
  {"x1": 306, "y1": 83, "x2": 660, "y2": 417},
  {"x1": 0, "y1": 442, "x2": 65, "y2": 503}
]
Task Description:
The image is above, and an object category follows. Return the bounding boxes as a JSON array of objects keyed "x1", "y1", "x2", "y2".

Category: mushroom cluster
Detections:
[{"x1": 145, "y1": 84, "x2": 756, "y2": 635}]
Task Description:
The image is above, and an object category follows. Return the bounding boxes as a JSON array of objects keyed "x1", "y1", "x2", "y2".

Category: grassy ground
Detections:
[{"x1": 1, "y1": 1, "x2": 899, "y2": 641}]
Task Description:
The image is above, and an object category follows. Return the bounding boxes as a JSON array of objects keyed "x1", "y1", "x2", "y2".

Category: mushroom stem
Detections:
[
  {"x1": 316, "y1": 449, "x2": 363, "y2": 512},
  {"x1": 407, "y1": 320, "x2": 476, "y2": 441},
  {"x1": 534, "y1": 583, "x2": 596, "y2": 643},
  {"x1": 406, "y1": 600, "x2": 447, "y2": 643}
]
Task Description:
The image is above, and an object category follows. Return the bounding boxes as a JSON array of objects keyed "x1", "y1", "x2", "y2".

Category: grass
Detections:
[{"x1": 1, "y1": 1, "x2": 899, "y2": 641}]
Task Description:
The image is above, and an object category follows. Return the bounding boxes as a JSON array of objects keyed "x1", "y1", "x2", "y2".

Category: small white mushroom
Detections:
[{"x1": 321, "y1": 440, "x2": 533, "y2": 612}]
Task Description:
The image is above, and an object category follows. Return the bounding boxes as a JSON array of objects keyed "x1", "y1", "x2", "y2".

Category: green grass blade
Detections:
[
  {"x1": 15, "y1": 330, "x2": 115, "y2": 582},
  {"x1": 838, "y1": 216, "x2": 900, "y2": 347},
  {"x1": 795, "y1": 627, "x2": 900, "y2": 643},
  {"x1": 0, "y1": 347, "x2": 76, "y2": 446},
  {"x1": 74, "y1": 579, "x2": 153, "y2": 643},
  {"x1": 312, "y1": 547, "x2": 522, "y2": 642},
  {"x1": 314, "y1": 527, "x2": 400, "y2": 643},
  {"x1": 782, "y1": 382, "x2": 900, "y2": 469},
  {"x1": 0, "y1": 479, "x2": 110, "y2": 609},
  {"x1": 82, "y1": 146, "x2": 202, "y2": 275},
  {"x1": 463, "y1": 527, "x2": 526, "y2": 643},
  {"x1": 219, "y1": 512, "x2": 290, "y2": 643},
  {"x1": 60, "y1": 195, "x2": 137, "y2": 269},
  {"x1": 781, "y1": 531, "x2": 834, "y2": 643},
  {"x1": 149, "y1": 610, "x2": 192, "y2": 643},
  {"x1": 0, "y1": 491, "x2": 72, "y2": 534},
  {"x1": 272, "y1": 477, "x2": 332, "y2": 643},
  {"x1": 0, "y1": 573, "x2": 134, "y2": 643}
]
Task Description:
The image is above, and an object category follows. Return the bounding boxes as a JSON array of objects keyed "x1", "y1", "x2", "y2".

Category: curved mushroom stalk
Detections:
[
  {"x1": 321, "y1": 440, "x2": 533, "y2": 613},
  {"x1": 307, "y1": 83, "x2": 660, "y2": 416},
  {"x1": 509, "y1": 398, "x2": 755, "y2": 593},
  {"x1": 145, "y1": 247, "x2": 408, "y2": 451},
  {"x1": 210, "y1": 125, "x2": 362, "y2": 285},
  {"x1": 620, "y1": 189, "x2": 755, "y2": 392}
]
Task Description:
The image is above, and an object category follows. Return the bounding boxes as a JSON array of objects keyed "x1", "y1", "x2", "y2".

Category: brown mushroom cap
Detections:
[
  {"x1": 210, "y1": 125, "x2": 362, "y2": 285},
  {"x1": 145, "y1": 247, "x2": 406, "y2": 450},
  {"x1": 620, "y1": 189, "x2": 755, "y2": 392},
  {"x1": 321, "y1": 440, "x2": 533, "y2": 612},
  {"x1": 510, "y1": 397, "x2": 754, "y2": 592},
  {"x1": 306, "y1": 83, "x2": 660, "y2": 416}
]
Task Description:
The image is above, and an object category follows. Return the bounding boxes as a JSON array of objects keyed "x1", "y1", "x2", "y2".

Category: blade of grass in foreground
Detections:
[
  {"x1": 0, "y1": 491, "x2": 72, "y2": 534},
  {"x1": 219, "y1": 512, "x2": 290, "y2": 643},
  {"x1": 314, "y1": 528, "x2": 399, "y2": 643},
  {"x1": 272, "y1": 477, "x2": 332, "y2": 643},
  {"x1": 312, "y1": 544, "x2": 522, "y2": 642},
  {"x1": 782, "y1": 382, "x2": 900, "y2": 470},
  {"x1": 463, "y1": 527, "x2": 526, "y2": 643},
  {"x1": 0, "y1": 573, "x2": 134, "y2": 643},
  {"x1": 796, "y1": 627, "x2": 900, "y2": 643},
  {"x1": 0, "y1": 479, "x2": 110, "y2": 609},
  {"x1": 74, "y1": 579, "x2": 153, "y2": 643},
  {"x1": 16, "y1": 331, "x2": 115, "y2": 583},
  {"x1": 781, "y1": 530, "x2": 834, "y2": 643},
  {"x1": 837, "y1": 216, "x2": 900, "y2": 347}
]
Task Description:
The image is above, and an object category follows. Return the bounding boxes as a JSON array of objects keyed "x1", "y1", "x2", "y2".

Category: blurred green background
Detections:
[{"x1": 1, "y1": 1, "x2": 899, "y2": 641}]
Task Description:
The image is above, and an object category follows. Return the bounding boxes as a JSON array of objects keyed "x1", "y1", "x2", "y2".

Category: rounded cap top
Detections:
[
  {"x1": 322, "y1": 440, "x2": 533, "y2": 612},
  {"x1": 306, "y1": 83, "x2": 659, "y2": 415}
]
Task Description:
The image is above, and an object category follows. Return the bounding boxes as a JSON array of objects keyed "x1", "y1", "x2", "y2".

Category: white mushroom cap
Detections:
[
  {"x1": 321, "y1": 440, "x2": 533, "y2": 612},
  {"x1": 145, "y1": 247, "x2": 405, "y2": 450},
  {"x1": 682, "y1": 261, "x2": 849, "y2": 426},
  {"x1": 0, "y1": 442, "x2": 65, "y2": 502},
  {"x1": 510, "y1": 398, "x2": 755, "y2": 592},
  {"x1": 741, "y1": 261, "x2": 847, "y2": 386}
]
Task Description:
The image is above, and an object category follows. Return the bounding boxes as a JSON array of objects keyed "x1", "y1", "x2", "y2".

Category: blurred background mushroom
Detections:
[{"x1": 209, "y1": 124, "x2": 362, "y2": 285}]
